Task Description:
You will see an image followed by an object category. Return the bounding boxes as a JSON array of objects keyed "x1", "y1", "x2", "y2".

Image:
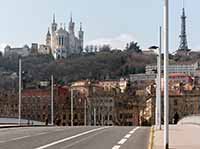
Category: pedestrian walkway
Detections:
[{"x1": 153, "y1": 124, "x2": 200, "y2": 149}]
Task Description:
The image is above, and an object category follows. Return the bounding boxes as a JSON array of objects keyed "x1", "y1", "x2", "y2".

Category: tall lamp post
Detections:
[
  {"x1": 84, "y1": 97, "x2": 87, "y2": 126},
  {"x1": 18, "y1": 58, "x2": 22, "y2": 125},
  {"x1": 163, "y1": 0, "x2": 169, "y2": 148},
  {"x1": 51, "y1": 75, "x2": 54, "y2": 126},
  {"x1": 71, "y1": 89, "x2": 74, "y2": 126}
]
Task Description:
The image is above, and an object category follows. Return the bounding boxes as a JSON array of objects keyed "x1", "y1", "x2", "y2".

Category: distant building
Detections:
[
  {"x1": 31, "y1": 43, "x2": 39, "y2": 54},
  {"x1": 98, "y1": 79, "x2": 128, "y2": 93},
  {"x1": 146, "y1": 62, "x2": 200, "y2": 76},
  {"x1": 46, "y1": 14, "x2": 84, "y2": 59},
  {"x1": 38, "y1": 44, "x2": 51, "y2": 55},
  {"x1": 4, "y1": 45, "x2": 31, "y2": 57},
  {"x1": 142, "y1": 49, "x2": 157, "y2": 55},
  {"x1": 143, "y1": 88, "x2": 200, "y2": 125},
  {"x1": 129, "y1": 74, "x2": 156, "y2": 82}
]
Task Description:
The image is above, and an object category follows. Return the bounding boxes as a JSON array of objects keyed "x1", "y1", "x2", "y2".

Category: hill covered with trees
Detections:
[{"x1": 0, "y1": 42, "x2": 157, "y2": 87}]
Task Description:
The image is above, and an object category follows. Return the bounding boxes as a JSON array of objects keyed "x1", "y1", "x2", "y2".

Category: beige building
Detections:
[{"x1": 4, "y1": 45, "x2": 31, "y2": 57}]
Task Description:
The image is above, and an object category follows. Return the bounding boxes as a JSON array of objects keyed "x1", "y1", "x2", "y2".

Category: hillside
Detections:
[{"x1": 0, "y1": 51, "x2": 157, "y2": 87}]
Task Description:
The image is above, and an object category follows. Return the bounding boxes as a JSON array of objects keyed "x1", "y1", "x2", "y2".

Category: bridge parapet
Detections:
[
  {"x1": 178, "y1": 115, "x2": 200, "y2": 125},
  {"x1": 0, "y1": 118, "x2": 45, "y2": 125}
]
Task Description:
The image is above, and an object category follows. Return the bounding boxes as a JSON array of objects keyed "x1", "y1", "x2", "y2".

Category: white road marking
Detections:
[
  {"x1": 35, "y1": 127, "x2": 110, "y2": 149},
  {"x1": 112, "y1": 127, "x2": 140, "y2": 149},
  {"x1": 10, "y1": 135, "x2": 30, "y2": 141},
  {"x1": 0, "y1": 131, "x2": 53, "y2": 144},
  {"x1": 124, "y1": 134, "x2": 131, "y2": 139},
  {"x1": 112, "y1": 145, "x2": 121, "y2": 149},
  {"x1": 60, "y1": 129, "x2": 108, "y2": 149},
  {"x1": 118, "y1": 138, "x2": 127, "y2": 145},
  {"x1": 129, "y1": 127, "x2": 139, "y2": 134},
  {"x1": 37, "y1": 132, "x2": 48, "y2": 135}
]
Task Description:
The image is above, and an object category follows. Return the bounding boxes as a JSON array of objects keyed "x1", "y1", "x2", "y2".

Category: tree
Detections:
[
  {"x1": 99, "y1": 44, "x2": 111, "y2": 52},
  {"x1": 125, "y1": 41, "x2": 142, "y2": 53},
  {"x1": 85, "y1": 46, "x2": 89, "y2": 53}
]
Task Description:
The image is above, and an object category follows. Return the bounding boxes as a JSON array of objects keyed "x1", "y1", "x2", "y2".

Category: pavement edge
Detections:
[{"x1": 148, "y1": 126, "x2": 154, "y2": 149}]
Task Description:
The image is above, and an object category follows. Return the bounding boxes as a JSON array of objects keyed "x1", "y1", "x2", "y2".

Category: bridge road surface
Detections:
[{"x1": 0, "y1": 126, "x2": 150, "y2": 149}]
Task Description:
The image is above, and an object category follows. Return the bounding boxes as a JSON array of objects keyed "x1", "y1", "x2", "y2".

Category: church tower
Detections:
[
  {"x1": 51, "y1": 14, "x2": 57, "y2": 33},
  {"x1": 46, "y1": 28, "x2": 51, "y2": 47},
  {"x1": 178, "y1": 4, "x2": 189, "y2": 51},
  {"x1": 69, "y1": 14, "x2": 75, "y2": 35},
  {"x1": 78, "y1": 23, "x2": 84, "y2": 50}
]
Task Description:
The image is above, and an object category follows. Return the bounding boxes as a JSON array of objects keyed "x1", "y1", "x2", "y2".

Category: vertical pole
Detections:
[
  {"x1": 51, "y1": 75, "x2": 54, "y2": 125},
  {"x1": 101, "y1": 111, "x2": 104, "y2": 126},
  {"x1": 156, "y1": 73, "x2": 159, "y2": 127},
  {"x1": 71, "y1": 89, "x2": 73, "y2": 126},
  {"x1": 164, "y1": 0, "x2": 169, "y2": 149},
  {"x1": 18, "y1": 59, "x2": 21, "y2": 125},
  {"x1": 158, "y1": 26, "x2": 162, "y2": 130},
  {"x1": 84, "y1": 98, "x2": 87, "y2": 126},
  {"x1": 94, "y1": 107, "x2": 96, "y2": 126}
]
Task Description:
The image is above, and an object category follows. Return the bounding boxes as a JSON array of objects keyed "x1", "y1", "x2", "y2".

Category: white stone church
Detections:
[{"x1": 46, "y1": 14, "x2": 84, "y2": 59}]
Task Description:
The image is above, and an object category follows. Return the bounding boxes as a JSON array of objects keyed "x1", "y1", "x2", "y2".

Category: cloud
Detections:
[{"x1": 86, "y1": 33, "x2": 137, "y2": 49}]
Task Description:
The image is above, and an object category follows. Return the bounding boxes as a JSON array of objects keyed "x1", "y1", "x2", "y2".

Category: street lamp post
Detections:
[
  {"x1": 71, "y1": 89, "x2": 73, "y2": 126},
  {"x1": 51, "y1": 75, "x2": 54, "y2": 126},
  {"x1": 18, "y1": 58, "x2": 22, "y2": 125},
  {"x1": 163, "y1": 0, "x2": 169, "y2": 148},
  {"x1": 94, "y1": 107, "x2": 96, "y2": 126},
  {"x1": 84, "y1": 98, "x2": 87, "y2": 126},
  {"x1": 158, "y1": 26, "x2": 162, "y2": 130}
]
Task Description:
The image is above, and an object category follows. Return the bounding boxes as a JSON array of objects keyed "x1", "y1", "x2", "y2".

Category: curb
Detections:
[
  {"x1": 0, "y1": 125, "x2": 50, "y2": 129},
  {"x1": 148, "y1": 126, "x2": 155, "y2": 149}
]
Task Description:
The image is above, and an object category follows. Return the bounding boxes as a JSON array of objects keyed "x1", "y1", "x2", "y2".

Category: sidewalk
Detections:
[{"x1": 153, "y1": 124, "x2": 200, "y2": 149}]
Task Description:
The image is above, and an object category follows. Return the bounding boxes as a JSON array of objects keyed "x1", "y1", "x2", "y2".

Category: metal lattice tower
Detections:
[{"x1": 178, "y1": 6, "x2": 189, "y2": 50}]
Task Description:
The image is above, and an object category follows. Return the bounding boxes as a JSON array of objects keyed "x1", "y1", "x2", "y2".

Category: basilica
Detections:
[{"x1": 46, "y1": 14, "x2": 84, "y2": 59}]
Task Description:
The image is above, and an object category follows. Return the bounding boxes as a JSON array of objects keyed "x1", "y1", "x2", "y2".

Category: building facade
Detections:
[
  {"x1": 146, "y1": 62, "x2": 200, "y2": 76},
  {"x1": 4, "y1": 45, "x2": 31, "y2": 57},
  {"x1": 46, "y1": 14, "x2": 84, "y2": 59}
]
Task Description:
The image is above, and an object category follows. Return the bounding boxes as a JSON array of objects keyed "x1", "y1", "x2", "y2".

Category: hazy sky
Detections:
[{"x1": 0, "y1": 0, "x2": 199, "y2": 52}]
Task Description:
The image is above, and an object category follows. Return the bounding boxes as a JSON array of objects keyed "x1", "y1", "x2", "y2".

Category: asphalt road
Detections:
[{"x1": 0, "y1": 126, "x2": 150, "y2": 149}]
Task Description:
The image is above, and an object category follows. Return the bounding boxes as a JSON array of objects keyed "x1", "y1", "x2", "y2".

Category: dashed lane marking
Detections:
[
  {"x1": 112, "y1": 145, "x2": 121, "y2": 149},
  {"x1": 124, "y1": 134, "x2": 131, "y2": 139},
  {"x1": 111, "y1": 127, "x2": 140, "y2": 149},
  {"x1": 118, "y1": 138, "x2": 127, "y2": 145}
]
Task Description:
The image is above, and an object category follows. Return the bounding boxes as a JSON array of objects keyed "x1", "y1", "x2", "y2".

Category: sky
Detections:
[{"x1": 0, "y1": 0, "x2": 199, "y2": 53}]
